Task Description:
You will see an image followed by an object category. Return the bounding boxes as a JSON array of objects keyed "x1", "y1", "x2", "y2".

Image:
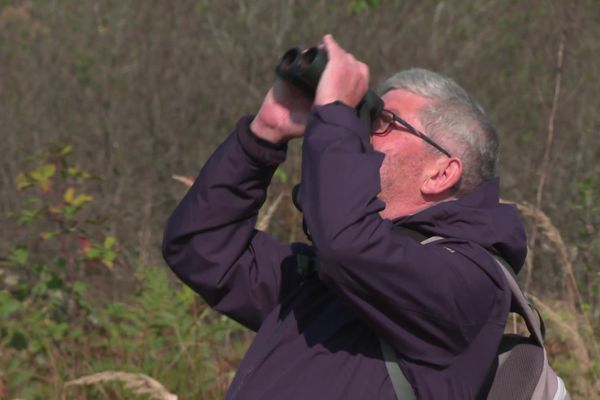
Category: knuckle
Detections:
[{"x1": 363, "y1": 64, "x2": 370, "y2": 78}]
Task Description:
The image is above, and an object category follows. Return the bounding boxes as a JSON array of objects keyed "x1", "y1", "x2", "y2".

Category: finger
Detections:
[{"x1": 323, "y1": 34, "x2": 344, "y2": 57}]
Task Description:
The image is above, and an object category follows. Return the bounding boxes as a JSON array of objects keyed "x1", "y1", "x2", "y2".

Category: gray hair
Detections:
[{"x1": 378, "y1": 68, "x2": 498, "y2": 196}]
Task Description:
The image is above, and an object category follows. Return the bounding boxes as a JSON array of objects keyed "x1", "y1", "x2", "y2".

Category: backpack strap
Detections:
[
  {"x1": 379, "y1": 231, "x2": 442, "y2": 400},
  {"x1": 379, "y1": 338, "x2": 417, "y2": 400},
  {"x1": 490, "y1": 255, "x2": 545, "y2": 345}
]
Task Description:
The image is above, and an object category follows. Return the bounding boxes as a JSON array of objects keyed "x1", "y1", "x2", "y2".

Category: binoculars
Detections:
[{"x1": 275, "y1": 47, "x2": 383, "y2": 126}]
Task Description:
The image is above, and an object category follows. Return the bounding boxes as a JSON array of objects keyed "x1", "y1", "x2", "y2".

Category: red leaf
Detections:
[{"x1": 78, "y1": 236, "x2": 91, "y2": 254}]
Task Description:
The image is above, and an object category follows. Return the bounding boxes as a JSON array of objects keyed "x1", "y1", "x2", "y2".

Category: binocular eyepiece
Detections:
[
  {"x1": 276, "y1": 47, "x2": 328, "y2": 98},
  {"x1": 275, "y1": 47, "x2": 383, "y2": 126}
]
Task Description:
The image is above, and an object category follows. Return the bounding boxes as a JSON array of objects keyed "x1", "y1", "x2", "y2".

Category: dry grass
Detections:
[
  {"x1": 502, "y1": 200, "x2": 593, "y2": 330},
  {"x1": 528, "y1": 295, "x2": 600, "y2": 398},
  {"x1": 502, "y1": 199, "x2": 599, "y2": 398},
  {"x1": 65, "y1": 372, "x2": 177, "y2": 400},
  {"x1": 528, "y1": 294, "x2": 591, "y2": 368}
]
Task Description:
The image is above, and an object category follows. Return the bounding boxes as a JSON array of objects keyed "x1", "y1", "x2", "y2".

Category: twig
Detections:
[
  {"x1": 535, "y1": 31, "x2": 566, "y2": 208},
  {"x1": 526, "y1": 27, "x2": 568, "y2": 293},
  {"x1": 172, "y1": 174, "x2": 195, "y2": 188},
  {"x1": 257, "y1": 192, "x2": 284, "y2": 231}
]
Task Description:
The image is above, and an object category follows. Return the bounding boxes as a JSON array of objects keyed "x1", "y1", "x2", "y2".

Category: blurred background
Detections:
[{"x1": 1, "y1": 0, "x2": 599, "y2": 398}]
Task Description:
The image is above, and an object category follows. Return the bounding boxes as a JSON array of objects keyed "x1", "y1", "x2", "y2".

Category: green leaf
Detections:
[
  {"x1": 8, "y1": 247, "x2": 28, "y2": 265},
  {"x1": 32, "y1": 280, "x2": 48, "y2": 297},
  {"x1": 64, "y1": 187, "x2": 76, "y2": 204},
  {"x1": 18, "y1": 208, "x2": 41, "y2": 225},
  {"x1": 69, "y1": 327, "x2": 83, "y2": 340},
  {"x1": 80, "y1": 171, "x2": 97, "y2": 180},
  {"x1": 72, "y1": 193, "x2": 94, "y2": 207},
  {"x1": 29, "y1": 338, "x2": 43, "y2": 353},
  {"x1": 65, "y1": 165, "x2": 98, "y2": 180},
  {"x1": 59, "y1": 144, "x2": 73, "y2": 156},
  {"x1": 46, "y1": 273, "x2": 64, "y2": 290},
  {"x1": 73, "y1": 281, "x2": 87, "y2": 296},
  {"x1": 106, "y1": 302, "x2": 128, "y2": 318},
  {"x1": 274, "y1": 168, "x2": 288, "y2": 183},
  {"x1": 9, "y1": 331, "x2": 28, "y2": 351},
  {"x1": 31, "y1": 163, "x2": 56, "y2": 181},
  {"x1": 0, "y1": 291, "x2": 21, "y2": 318},
  {"x1": 348, "y1": 0, "x2": 380, "y2": 13},
  {"x1": 63, "y1": 205, "x2": 77, "y2": 220},
  {"x1": 103, "y1": 250, "x2": 116, "y2": 262},
  {"x1": 41, "y1": 230, "x2": 60, "y2": 241},
  {"x1": 104, "y1": 236, "x2": 117, "y2": 249},
  {"x1": 50, "y1": 322, "x2": 69, "y2": 340},
  {"x1": 86, "y1": 247, "x2": 102, "y2": 259},
  {"x1": 66, "y1": 166, "x2": 81, "y2": 176},
  {"x1": 16, "y1": 173, "x2": 33, "y2": 191},
  {"x1": 176, "y1": 285, "x2": 196, "y2": 309}
]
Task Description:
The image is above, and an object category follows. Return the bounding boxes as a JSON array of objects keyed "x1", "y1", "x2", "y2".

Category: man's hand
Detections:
[
  {"x1": 315, "y1": 34, "x2": 369, "y2": 108},
  {"x1": 250, "y1": 34, "x2": 369, "y2": 144},
  {"x1": 250, "y1": 79, "x2": 312, "y2": 145}
]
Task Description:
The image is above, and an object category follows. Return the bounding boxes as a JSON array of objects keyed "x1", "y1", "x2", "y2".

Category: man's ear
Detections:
[{"x1": 421, "y1": 157, "x2": 463, "y2": 196}]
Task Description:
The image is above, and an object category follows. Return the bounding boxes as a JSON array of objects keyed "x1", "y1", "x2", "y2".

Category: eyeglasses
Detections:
[{"x1": 372, "y1": 109, "x2": 452, "y2": 158}]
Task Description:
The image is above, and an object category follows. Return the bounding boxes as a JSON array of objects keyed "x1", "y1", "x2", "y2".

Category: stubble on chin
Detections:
[{"x1": 378, "y1": 153, "x2": 428, "y2": 218}]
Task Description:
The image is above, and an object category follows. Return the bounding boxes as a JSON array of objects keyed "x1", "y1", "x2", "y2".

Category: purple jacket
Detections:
[{"x1": 163, "y1": 103, "x2": 528, "y2": 399}]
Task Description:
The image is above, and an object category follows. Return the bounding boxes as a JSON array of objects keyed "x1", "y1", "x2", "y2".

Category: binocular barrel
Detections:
[
  {"x1": 275, "y1": 47, "x2": 383, "y2": 126},
  {"x1": 276, "y1": 47, "x2": 328, "y2": 98}
]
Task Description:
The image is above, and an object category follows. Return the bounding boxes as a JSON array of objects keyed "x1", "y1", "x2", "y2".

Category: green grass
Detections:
[{"x1": 0, "y1": 264, "x2": 252, "y2": 400}]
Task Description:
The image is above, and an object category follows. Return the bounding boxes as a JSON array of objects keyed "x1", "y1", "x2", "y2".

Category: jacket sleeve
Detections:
[
  {"x1": 298, "y1": 103, "x2": 507, "y2": 367},
  {"x1": 162, "y1": 116, "x2": 306, "y2": 332}
]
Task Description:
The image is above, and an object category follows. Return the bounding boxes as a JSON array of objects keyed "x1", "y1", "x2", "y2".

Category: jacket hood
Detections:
[{"x1": 394, "y1": 177, "x2": 528, "y2": 273}]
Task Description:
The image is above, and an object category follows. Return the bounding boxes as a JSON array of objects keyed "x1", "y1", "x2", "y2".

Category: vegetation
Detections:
[
  {"x1": 0, "y1": 144, "x2": 250, "y2": 399},
  {"x1": 0, "y1": 0, "x2": 599, "y2": 399}
]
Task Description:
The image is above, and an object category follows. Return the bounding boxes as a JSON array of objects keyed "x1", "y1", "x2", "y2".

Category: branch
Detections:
[
  {"x1": 535, "y1": 29, "x2": 566, "y2": 209},
  {"x1": 257, "y1": 192, "x2": 284, "y2": 232},
  {"x1": 525, "y1": 26, "x2": 568, "y2": 292}
]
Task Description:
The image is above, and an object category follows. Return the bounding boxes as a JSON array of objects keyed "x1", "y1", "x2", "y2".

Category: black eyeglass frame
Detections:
[{"x1": 372, "y1": 109, "x2": 452, "y2": 158}]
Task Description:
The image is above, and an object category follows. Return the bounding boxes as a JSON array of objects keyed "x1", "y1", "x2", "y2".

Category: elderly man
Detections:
[{"x1": 163, "y1": 35, "x2": 527, "y2": 399}]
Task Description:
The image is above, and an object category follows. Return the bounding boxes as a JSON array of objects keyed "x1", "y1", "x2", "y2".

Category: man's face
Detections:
[{"x1": 371, "y1": 89, "x2": 435, "y2": 219}]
